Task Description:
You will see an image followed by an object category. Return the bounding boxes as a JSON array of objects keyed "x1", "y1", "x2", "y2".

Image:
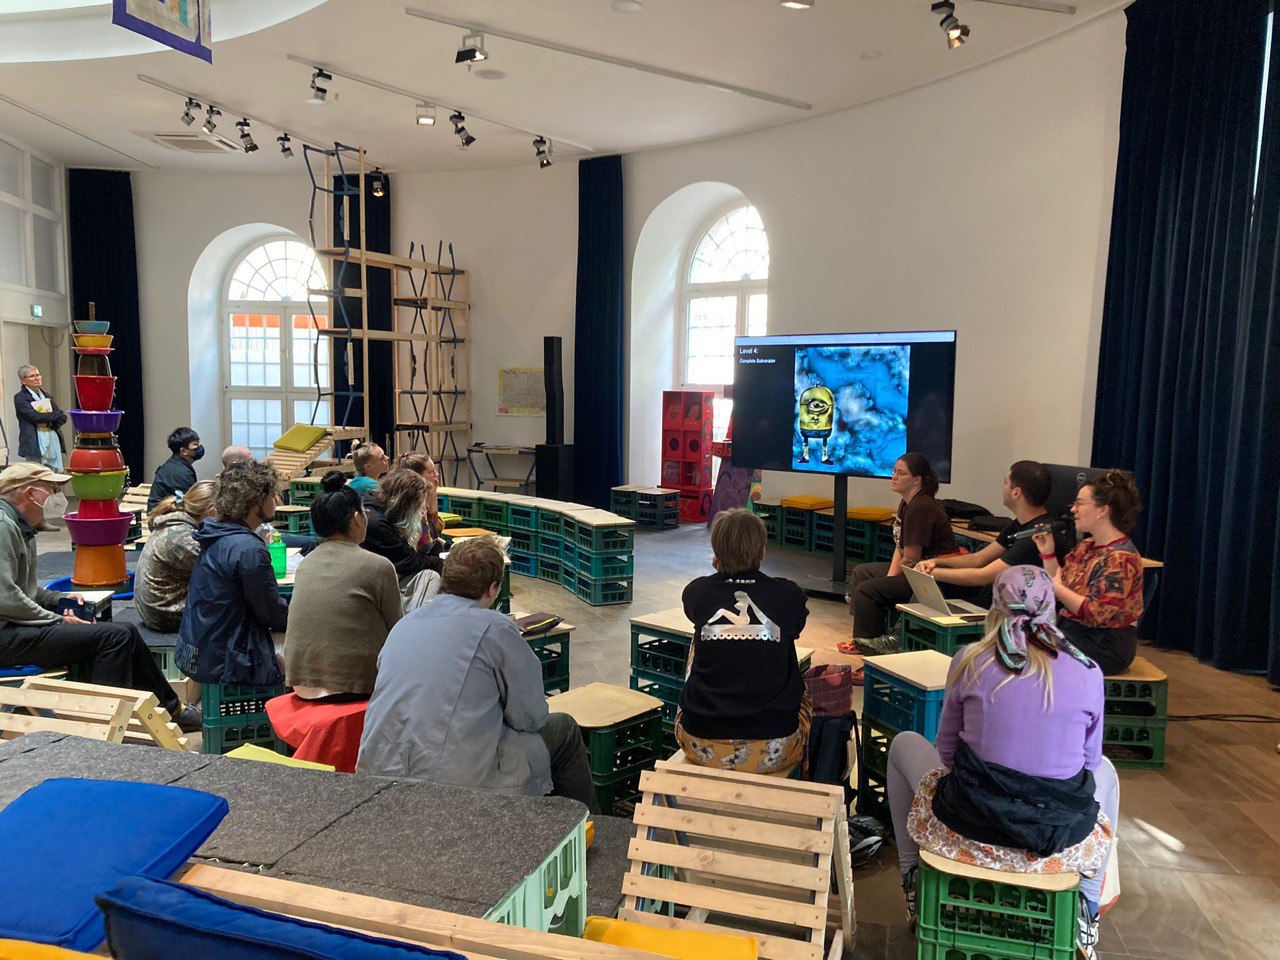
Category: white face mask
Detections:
[{"x1": 41, "y1": 491, "x2": 68, "y2": 524}]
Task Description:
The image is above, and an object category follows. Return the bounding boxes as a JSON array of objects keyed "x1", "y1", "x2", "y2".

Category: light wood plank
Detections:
[
  {"x1": 627, "y1": 838, "x2": 828, "y2": 893},
  {"x1": 632, "y1": 804, "x2": 829, "y2": 854},
  {"x1": 0, "y1": 712, "x2": 117, "y2": 741},
  {"x1": 639, "y1": 769, "x2": 837, "y2": 821},
  {"x1": 651, "y1": 759, "x2": 845, "y2": 802},
  {"x1": 918, "y1": 850, "x2": 1079, "y2": 890},
  {"x1": 622, "y1": 873, "x2": 823, "y2": 929},
  {"x1": 615, "y1": 908, "x2": 820, "y2": 960}
]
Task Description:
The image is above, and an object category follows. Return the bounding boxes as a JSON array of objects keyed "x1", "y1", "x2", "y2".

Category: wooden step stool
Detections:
[{"x1": 620, "y1": 759, "x2": 855, "y2": 960}]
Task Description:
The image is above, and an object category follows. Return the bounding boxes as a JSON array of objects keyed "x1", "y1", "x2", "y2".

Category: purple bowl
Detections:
[
  {"x1": 64, "y1": 512, "x2": 133, "y2": 547},
  {"x1": 69, "y1": 409, "x2": 123, "y2": 434}
]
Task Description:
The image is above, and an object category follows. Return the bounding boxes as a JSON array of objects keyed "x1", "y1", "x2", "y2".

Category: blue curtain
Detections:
[
  {"x1": 1092, "y1": 0, "x2": 1280, "y2": 680},
  {"x1": 67, "y1": 170, "x2": 146, "y2": 482},
  {"x1": 573, "y1": 156, "x2": 625, "y2": 507},
  {"x1": 329, "y1": 173, "x2": 394, "y2": 451}
]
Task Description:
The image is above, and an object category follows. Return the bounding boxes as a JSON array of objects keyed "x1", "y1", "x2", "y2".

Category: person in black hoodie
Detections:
[
  {"x1": 361, "y1": 467, "x2": 442, "y2": 610},
  {"x1": 176, "y1": 459, "x2": 288, "y2": 685},
  {"x1": 147, "y1": 426, "x2": 203, "y2": 511},
  {"x1": 675, "y1": 508, "x2": 810, "y2": 775}
]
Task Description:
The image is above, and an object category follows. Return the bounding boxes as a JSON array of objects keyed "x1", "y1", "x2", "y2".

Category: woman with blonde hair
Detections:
[
  {"x1": 884, "y1": 565, "x2": 1118, "y2": 959},
  {"x1": 362, "y1": 467, "x2": 442, "y2": 609},
  {"x1": 133, "y1": 480, "x2": 216, "y2": 632},
  {"x1": 396, "y1": 452, "x2": 445, "y2": 550}
]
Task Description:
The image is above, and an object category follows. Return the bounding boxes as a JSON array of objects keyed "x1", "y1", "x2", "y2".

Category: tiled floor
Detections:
[{"x1": 510, "y1": 523, "x2": 1280, "y2": 960}]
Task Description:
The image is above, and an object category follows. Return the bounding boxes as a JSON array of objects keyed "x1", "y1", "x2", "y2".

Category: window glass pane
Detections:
[
  {"x1": 685, "y1": 296, "x2": 737, "y2": 386},
  {"x1": 712, "y1": 397, "x2": 733, "y2": 442},
  {"x1": 30, "y1": 157, "x2": 55, "y2": 210},
  {"x1": 290, "y1": 313, "x2": 329, "y2": 388},
  {"x1": 0, "y1": 202, "x2": 26, "y2": 286},
  {"x1": 227, "y1": 239, "x2": 326, "y2": 301},
  {"x1": 230, "y1": 396, "x2": 283, "y2": 460},
  {"x1": 689, "y1": 205, "x2": 769, "y2": 284},
  {"x1": 32, "y1": 214, "x2": 58, "y2": 292},
  {"x1": 0, "y1": 140, "x2": 20, "y2": 198},
  {"x1": 227, "y1": 313, "x2": 281, "y2": 387},
  {"x1": 293, "y1": 398, "x2": 331, "y2": 427},
  {"x1": 747, "y1": 293, "x2": 767, "y2": 337}
]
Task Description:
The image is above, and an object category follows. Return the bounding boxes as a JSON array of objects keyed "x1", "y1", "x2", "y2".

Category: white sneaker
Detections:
[{"x1": 1077, "y1": 898, "x2": 1099, "y2": 960}]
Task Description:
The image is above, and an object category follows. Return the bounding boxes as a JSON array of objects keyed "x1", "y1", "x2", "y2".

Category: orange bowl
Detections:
[{"x1": 72, "y1": 543, "x2": 127, "y2": 587}]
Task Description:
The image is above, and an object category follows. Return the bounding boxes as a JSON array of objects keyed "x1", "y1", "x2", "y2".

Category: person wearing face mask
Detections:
[
  {"x1": 177, "y1": 459, "x2": 289, "y2": 685},
  {"x1": 147, "y1": 426, "x2": 204, "y2": 510},
  {"x1": 0, "y1": 463, "x2": 201, "y2": 730},
  {"x1": 285, "y1": 472, "x2": 402, "y2": 701}
]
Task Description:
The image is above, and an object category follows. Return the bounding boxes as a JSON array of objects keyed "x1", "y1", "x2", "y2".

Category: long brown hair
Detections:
[{"x1": 368, "y1": 468, "x2": 427, "y2": 544}]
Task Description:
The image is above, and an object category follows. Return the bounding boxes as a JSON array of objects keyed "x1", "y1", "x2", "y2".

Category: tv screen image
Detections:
[{"x1": 733, "y1": 331, "x2": 957, "y2": 481}]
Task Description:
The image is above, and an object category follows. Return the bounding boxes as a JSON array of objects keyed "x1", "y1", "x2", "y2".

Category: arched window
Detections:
[
  {"x1": 222, "y1": 238, "x2": 331, "y2": 458},
  {"x1": 680, "y1": 204, "x2": 768, "y2": 436}
]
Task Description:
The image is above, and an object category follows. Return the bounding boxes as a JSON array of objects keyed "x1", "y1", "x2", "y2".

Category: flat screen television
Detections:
[{"x1": 730, "y1": 330, "x2": 957, "y2": 481}]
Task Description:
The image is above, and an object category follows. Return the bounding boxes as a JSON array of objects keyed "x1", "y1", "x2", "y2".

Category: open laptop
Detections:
[{"x1": 902, "y1": 566, "x2": 988, "y2": 622}]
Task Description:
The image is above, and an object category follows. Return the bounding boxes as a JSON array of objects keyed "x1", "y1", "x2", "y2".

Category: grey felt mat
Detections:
[
  {"x1": 265, "y1": 870, "x2": 494, "y2": 918},
  {"x1": 275, "y1": 781, "x2": 589, "y2": 909},
  {"x1": 0, "y1": 734, "x2": 215, "y2": 808},
  {"x1": 113, "y1": 605, "x2": 179, "y2": 649},
  {"x1": 169, "y1": 758, "x2": 391, "y2": 867},
  {"x1": 0, "y1": 729, "x2": 64, "y2": 760},
  {"x1": 585, "y1": 814, "x2": 634, "y2": 919}
]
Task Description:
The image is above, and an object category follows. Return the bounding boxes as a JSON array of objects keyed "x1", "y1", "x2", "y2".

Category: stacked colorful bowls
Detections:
[{"x1": 67, "y1": 304, "x2": 128, "y2": 589}]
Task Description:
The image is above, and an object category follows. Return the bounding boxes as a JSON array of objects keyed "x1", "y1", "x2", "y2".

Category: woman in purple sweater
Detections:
[{"x1": 884, "y1": 565, "x2": 1118, "y2": 960}]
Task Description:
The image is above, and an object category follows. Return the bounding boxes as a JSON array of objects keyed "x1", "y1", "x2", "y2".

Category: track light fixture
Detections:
[
  {"x1": 308, "y1": 68, "x2": 332, "y2": 103},
  {"x1": 455, "y1": 31, "x2": 488, "y2": 65},
  {"x1": 415, "y1": 102, "x2": 437, "y2": 126},
  {"x1": 781, "y1": 0, "x2": 815, "y2": 8},
  {"x1": 450, "y1": 111, "x2": 476, "y2": 147},
  {"x1": 180, "y1": 97, "x2": 200, "y2": 126},
  {"x1": 371, "y1": 169, "x2": 386, "y2": 197},
  {"x1": 201, "y1": 105, "x2": 220, "y2": 135},
  {"x1": 236, "y1": 118, "x2": 258, "y2": 153},
  {"x1": 532, "y1": 136, "x2": 553, "y2": 169},
  {"x1": 277, "y1": 133, "x2": 293, "y2": 158},
  {"x1": 931, "y1": 1, "x2": 970, "y2": 48}
]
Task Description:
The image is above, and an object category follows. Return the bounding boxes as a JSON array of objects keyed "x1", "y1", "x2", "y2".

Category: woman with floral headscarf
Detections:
[{"x1": 883, "y1": 565, "x2": 1118, "y2": 960}]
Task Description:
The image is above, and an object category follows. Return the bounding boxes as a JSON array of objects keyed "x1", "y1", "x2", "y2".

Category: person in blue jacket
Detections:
[{"x1": 177, "y1": 459, "x2": 288, "y2": 685}]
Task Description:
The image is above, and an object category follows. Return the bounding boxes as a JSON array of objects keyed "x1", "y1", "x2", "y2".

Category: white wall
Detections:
[{"x1": 625, "y1": 12, "x2": 1126, "y2": 510}]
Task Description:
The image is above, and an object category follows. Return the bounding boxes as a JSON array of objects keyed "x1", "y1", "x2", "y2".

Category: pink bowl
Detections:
[{"x1": 64, "y1": 512, "x2": 132, "y2": 546}]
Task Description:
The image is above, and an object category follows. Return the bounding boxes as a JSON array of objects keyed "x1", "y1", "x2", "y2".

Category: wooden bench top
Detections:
[
  {"x1": 1106, "y1": 655, "x2": 1166, "y2": 683},
  {"x1": 862, "y1": 650, "x2": 952, "y2": 690},
  {"x1": 920, "y1": 849, "x2": 1079, "y2": 891},
  {"x1": 548, "y1": 682, "x2": 664, "y2": 728}
]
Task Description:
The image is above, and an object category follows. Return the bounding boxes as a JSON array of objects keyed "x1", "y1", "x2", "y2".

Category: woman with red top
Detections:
[{"x1": 1033, "y1": 470, "x2": 1144, "y2": 675}]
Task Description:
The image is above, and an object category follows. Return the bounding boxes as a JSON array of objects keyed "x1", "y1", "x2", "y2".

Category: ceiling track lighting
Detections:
[
  {"x1": 371, "y1": 168, "x2": 386, "y2": 197},
  {"x1": 455, "y1": 30, "x2": 488, "y2": 65},
  {"x1": 308, "y1": 68, "x2": 332, "y2": 103},
  {"x1": 532, "y1": 136, "x2": 553, "y2": 169},
  {"x1": 931, "y1": 1, "x2": 970, "y2": 48},
  {"x1": 450, "y1": 111, "x2": 476, "y2": 147},
  {"x1": 235, "y1": 118, "x2": 259, "y2": 153},
  {"x1": 415, "y1": 102, "x2": 437, "y2": 126},
  {"x1": 180, "y1": 97, "x2": 200, "y2": 126},
  {"x1": 201, "y1": 105, "x2": 220, "y2": 135},
  {"x1": 277, "y1": 133, "x2": 294, "y2": 158}
]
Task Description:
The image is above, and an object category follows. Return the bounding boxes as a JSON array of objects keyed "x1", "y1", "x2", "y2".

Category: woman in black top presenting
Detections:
[
  {"x1": 676, "y1": 508, "x2": 811, "y2": 775},
  {"x1": 848, "y1": 452, "x2": 961, "y2": 655}
]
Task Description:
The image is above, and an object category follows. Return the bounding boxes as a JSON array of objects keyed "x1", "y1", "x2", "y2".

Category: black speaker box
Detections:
[{"x1": 536, "y1": 444, "x2": 575, "y2": 501}]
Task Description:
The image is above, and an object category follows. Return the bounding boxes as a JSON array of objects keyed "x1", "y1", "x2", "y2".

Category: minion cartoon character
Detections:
[{"x1": 797, "y1": 385, "x2": 835, "y2": 465}]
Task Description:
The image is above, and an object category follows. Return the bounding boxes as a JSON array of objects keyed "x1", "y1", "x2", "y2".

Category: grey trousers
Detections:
[
  {"x1": 540, "y1": 712, "x2": 601, "y2": 814},
  {"x1": 885, "y1": 731, "x2": 1118, "y2": 904}
]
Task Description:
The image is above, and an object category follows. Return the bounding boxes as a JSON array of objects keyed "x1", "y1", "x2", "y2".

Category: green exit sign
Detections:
[{"x1": 30, "y1": 304, "x2": 42, "y2": 318}]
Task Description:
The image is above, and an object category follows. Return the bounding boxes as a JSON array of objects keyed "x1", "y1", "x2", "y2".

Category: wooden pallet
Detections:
[
  {"x1": 0, "y1": 677, "x2": 191, "y2": 750},
  {"x1": 619, "y1": 760, "x2": 855, "y2": 960},
  {"x1": 181, "y1": 864, "x2": 664, "y2": 960}
]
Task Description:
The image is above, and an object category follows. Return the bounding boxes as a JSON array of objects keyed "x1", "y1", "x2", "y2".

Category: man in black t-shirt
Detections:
[{"x1": 915, "y1": 460, "x2": 1069, "y2": 590}]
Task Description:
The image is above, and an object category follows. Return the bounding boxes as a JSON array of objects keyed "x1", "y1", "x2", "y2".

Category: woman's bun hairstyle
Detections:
[{"x1": 321, "y1": 470, "x2": 347, "y2": 494}]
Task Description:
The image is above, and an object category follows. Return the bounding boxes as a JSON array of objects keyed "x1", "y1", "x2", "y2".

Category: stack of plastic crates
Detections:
[
  {"x1": 507, "y1": 526, "x2": 539, "y2": 579},
  {"x1": 898, "y1": 605, "x2": 987, "y2": 655},
  {"x1": 201, "y1": 682, "x2": 288, "y2": 755},
  {"x1": 583, "y1": 704, "x2": 664, "y2": 814},
  {"x1": 564, "y1": 512, "x2": 635, "y2": 606},
  {"x1": 858, "y1": 652, "x2": 949, "y2": 827},
  {"x1": 529, "y1": 629, "x2": 571, "y2": 696},
  {"x1": 749, "y1": 498, "x2": 783, "y2": 543},
  {"x1": 477, "y1": 495, "x2": 509, "y2": 535},
  {"x1": 485, "y1": 818, "x2": 588, "y2": 936},
  {"x1": 289, "y1": 476, "x2": 322, "y2": 505},
  {"x1": 1102, "y1": 657, "x2": 1168, "y2": 769},
  {"x1": 635, "y1": 487, "x2": 679, "y2": 530},
  {"x1": 872, "y1": 522, "x2": 896, "y2": 561},
  {"x1": 447, "y1": 493, "x2": 480, "y2": 525},
  {"x1": 610, "y1": 486, "x2": 639, "y2": 519},
  {"x1": 916, "y1": 852, "x2": 1079, "y2": 960},
  {"x1": 628, "y1": 622, "x2": 689, "y2": 754},
  {"x1": 779, "y1": 495, "x2": 833, "y2": 551}
]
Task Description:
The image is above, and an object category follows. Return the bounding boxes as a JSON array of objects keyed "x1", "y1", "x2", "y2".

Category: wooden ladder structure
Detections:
[
  {"x1": 619, "y1": 760, "x2": 855, "y2": 960},
  {"x1": 0, "y1": 677, "x2": 191, "y2": 750}
]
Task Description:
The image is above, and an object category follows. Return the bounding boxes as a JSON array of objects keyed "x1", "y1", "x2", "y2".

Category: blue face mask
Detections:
[{"x1": 192, "y1": 444, "x2": 205, "y2": 462}]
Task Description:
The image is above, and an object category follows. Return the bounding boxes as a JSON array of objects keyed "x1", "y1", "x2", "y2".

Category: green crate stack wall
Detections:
[
  {"x1": 507, "y1": 502, "x2": 539, "y2": 532},
  {"x1": 845, "y1": 520, "x2": 875, "y2": 564},
  {"x1": 449, "y1": 494, "x2": 480, "y2": 523},
  {"x1": 873, "y1": 523, "x2": 896, "y2": 561},
  {"x1": 630, "y1": 621, "x2": 691, "y2": 755}
]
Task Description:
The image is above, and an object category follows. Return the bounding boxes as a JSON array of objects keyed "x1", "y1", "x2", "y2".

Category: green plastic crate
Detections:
[
  {"x1": 289, "y1": 477, "x2": 322, "y2": 504},
  {"x1": 201, "y1": 682, "x2": 285, "y2": 723},
  {"x1": 150, "y1": 645, "x2": 184, "y2": 682},
  {"x1": 781, "y1": 507, "x2": 814, "y2": 550},
  {"x1": 559, "y1": 560, "x2": 577, "y2": 591},
  {"x1": 480, "y1": 500, "x2": 509, "y2": 531},
  {"x1": 537, "y1": 533, "x2": 562, "y2": 561},
  {"x1": 574, "y1": 549, "x2": 634, "y2": 579},
  {"x1": 594, "y1": 768, "x2": 644, "y2": 814},
  {"x1": 860, "y1": 714, "x2": 896, "y2": 781},
  {"x1": 635, "y1": 506, "x2": 679, "y2": 530},
  {"x1": 201, "y1": 716, "x2": 289, "y2": 756},
  {"x1": 538, "y1": 511, "x2": 565, "y2": 536},
  {"x1": 575, "y1": 572, "x2": 633, "y2": 606},
  {"x1": 813, "y1": 529, "x2": 834, "y2": 554},
  {"x1": 537, "y1": 555, "x2": 563, "y2": 584},
  {"x1": 610, "y1": 489, "x2": 638, "y2": 517},
  {"x1": 1103, "y1": 675, "x2": 1168, "y2": 719},
  {"x1": 628, "y1": 676, "x2": 681, "y2": 726},
  {"x1": 507, "y1": 503, "x2": 539, "y2": 531},
  {"x1": 509, "y1": 550, "x2": 538, "y2": 579},
  {"x1": 531, "y1": 633, "x2": 570, "y2": 696},
  {"x1": 581, "y1": 708, "x2": 663, "y2": 778},
  {"x1": 630, "y1": 636, "x2": 689, "y2": 686},
  {"x1": 916, "y1": 858, "x2": 1078, "y2": 960},
  {"x1": 1102, "y1": 716, "x2": 1166, "y2": 769},
  {"x1": 508, "y1": 528, "x2": 537, "y2": 554},
  {"x1": 450, "y1": 495, "x2": 479, "y2": 522},
  {"x1": 273, "y1": 510, "x2": 312, "y2": 535},
  {"x1": 898, "y1": 608, "x2": 986, "y2": 655},
  {"x1": 485, "y1": 818, "x2": 587, "y2": 936},
  {"x1": 561, "y1": 538, "x2": 579, "y2": 569},
  {"x1": 857, "y1": 766, "x2": 890, "y2": 825},
  {"x1": 572, "y1": 521, "x2": 633, "y2": 554}
]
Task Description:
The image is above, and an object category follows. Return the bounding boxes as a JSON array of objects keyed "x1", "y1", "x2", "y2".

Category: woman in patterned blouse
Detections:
[{"x1": 1033, "y1": 470, "x2": 1144, "y2": 674}]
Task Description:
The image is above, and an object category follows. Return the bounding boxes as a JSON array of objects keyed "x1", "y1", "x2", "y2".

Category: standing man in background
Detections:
[{"x1": 13, "y1": 365, "x2": 66, "y2": 472}]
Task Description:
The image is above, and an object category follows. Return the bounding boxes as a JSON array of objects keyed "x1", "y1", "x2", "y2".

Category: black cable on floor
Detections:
[{"x1": 1167, "y1": 714, "x2": 1280, "y2": 723}]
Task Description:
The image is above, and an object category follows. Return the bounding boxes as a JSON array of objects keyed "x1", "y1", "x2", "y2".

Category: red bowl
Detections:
[
  {"x1": 68, "y1": 447, "x2": 126, "y2": 474},
  {"x1": 74, "y1": 375, "x2": 116, "y2": 411},
  {"x1": 65, "y1": 512, "x2": 132, "y2": 547},
  {"x1": 74, "y1": 499, "x2": 121, "y2": 520}
]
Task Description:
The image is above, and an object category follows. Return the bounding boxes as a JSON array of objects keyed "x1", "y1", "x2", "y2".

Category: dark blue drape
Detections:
[
  {"x1": 573, "y1": 156, "x2": 625, "y2": 507},
  {"x1": 67, "y1": 169, "x2": 145, "y2": 482},
  {"x1": 1092, "y1": 0, "x2": 1280, "y2": 680},
  {"x1": 330, "y1": 173, "x2": 394, "y2": 451}
]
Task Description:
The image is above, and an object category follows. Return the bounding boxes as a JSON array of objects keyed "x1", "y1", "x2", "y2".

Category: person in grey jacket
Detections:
[
  {"x1": 134, "y1": 480, "x2": 216, "y2": 632},
  {"x1": 358, "y1": 536, "x2": 598, "y2": 811}
]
